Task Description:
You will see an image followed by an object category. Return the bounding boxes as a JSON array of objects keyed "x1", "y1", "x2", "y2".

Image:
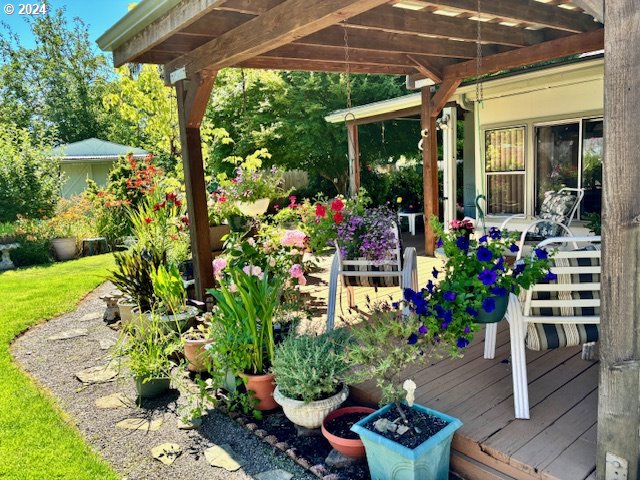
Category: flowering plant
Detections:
[
  {"x1": 215, "y1": 149, "x2": 288, "y2": 203},
  {"x1": 402, "y1": 218, "x2": 555, "y2": 349},
  {"x1": 336, "y1": 204, "x2": 398, "y2": 263}
]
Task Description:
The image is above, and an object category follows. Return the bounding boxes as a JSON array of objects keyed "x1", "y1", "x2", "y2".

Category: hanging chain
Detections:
[
  {"x1": 475, "y1": 0, "x2": 484, "y2": 105},
  {"x1": 343, "y1": 23, "x2": 352, "y2": 112}
]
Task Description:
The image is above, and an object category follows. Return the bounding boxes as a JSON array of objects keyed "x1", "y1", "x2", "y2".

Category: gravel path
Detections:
[{"x1": 12, "y1": 283, "x2": 315, "y2": 480}]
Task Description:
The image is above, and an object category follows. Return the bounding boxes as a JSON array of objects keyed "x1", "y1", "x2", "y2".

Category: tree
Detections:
[{"x1": 0, "y1": 8, "x2": 110, "y2": 143}]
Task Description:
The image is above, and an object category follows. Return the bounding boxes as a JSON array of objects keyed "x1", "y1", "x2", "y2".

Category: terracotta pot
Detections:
[
  {"x1": 209, "y1": 224, "x2": 231, "y2": 251},
  {"x1": 321, "y1": 406, "x2": 376, "y2": 459},
  {"x1": 51, "y1": 237, "x2": 76, "y2": 261},
  {"x1": 236, "y1": 198, "x2": 270, "y2": 217},
  {"x1": 242, "y1": 372, "x2": 277, "y2": 410},
  {"x1": 274, "y1": 384, "x2": 348, "y2": 429},
  {"x1": 184, "y1": 337, "x2": 213, "y2": 372}
]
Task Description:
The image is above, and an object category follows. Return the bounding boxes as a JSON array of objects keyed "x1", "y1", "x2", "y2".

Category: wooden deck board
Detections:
[{"x1": 305, "y1": 253, "x2": 598, "y2": 479}]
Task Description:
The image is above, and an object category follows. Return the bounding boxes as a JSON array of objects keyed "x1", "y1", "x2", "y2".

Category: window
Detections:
[
  {"x1": 484, "y1": 126, "x2": 525, "y2": 215},
  {"x1": 535, "y1": 118, "x2": 603, "y2": 216}
]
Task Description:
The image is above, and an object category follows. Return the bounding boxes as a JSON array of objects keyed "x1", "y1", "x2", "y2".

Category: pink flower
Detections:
[
  {"x1": 281, "y1": 230, "x2": 307, "y2": 249},
  {"x1": 289, "y1": 263, "x2": 307, "y2": 286},
  {"x1": 243, "y1": 264, "x2": 264, "y2": 280},
  {"x1": 212, "y1": 258, "x2": 227, "y2": 277}
]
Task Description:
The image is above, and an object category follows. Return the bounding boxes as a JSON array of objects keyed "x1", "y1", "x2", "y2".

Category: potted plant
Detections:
[
  {"x1": 430, "y1": 218, "x2": 554, "y2": 324},
  {"x1": 150, "y1": 263, "x2": 199, "y2": 332},
  {"x1": 183, "y1": 320, "x2": 212, "y2": 373},
  {"x1": 272, "y1": 333, "x2": 350, "y2": 429},
  {"x1": 207, "y1": 267, "x2": 282, "y2": 410},
  {"x1": 118, "y1": 314, "x2": 180, "y2": 399},
  {"x1": 208, "y1": 191, "x2": 233, "y2": 251},
  {"x1": 109, "y1": 246, "x2": 164, "y2": 313},
  {"x1": 48, "y1": 216, "x2": 76, "y2": 261},
  {"x1": 214, "y1": 149, "x2": 288, "y2": 217},
  {"x1": 345, "y1": 304, "x2": 469, "y2": 480},
  {"x1": 321, "y1": 406, "x2": 376, "y2": 459}
]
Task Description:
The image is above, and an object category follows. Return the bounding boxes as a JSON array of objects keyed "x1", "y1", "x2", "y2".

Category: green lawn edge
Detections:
[{"x1": 0, "y1": 255, "x2": 118, "y2": 479}]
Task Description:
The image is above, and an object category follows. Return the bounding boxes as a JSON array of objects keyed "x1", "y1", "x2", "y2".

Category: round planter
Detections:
[
  {"x1": 51, "y1": 237, "x2": 76, "y2": 261},
  {"x1": 137, "y1": 305, "x2": 200, "y2": 332},
  {"x1": 475, "y1": 294, "x2": 509, "y2": 324},
  {"x1": 236, "y1": 198, "x2": 270, "y2": 217},
  {"x1": 135, "y1": 377, "x2": 171, "y2": 398},
  {"x1": 184, "y1": 337, "x2": 213, "y2": 373},
  {"x1": 321, "y1": 406, "x2": 376, "y2": 459},
  {"x1": 274, "y1": 384, "x2": 348, "y2": 429},
  {"x1": 241, "y1": 372, "x2": 277, "y2": 410},
  {"x1": 209, "y1": 224, "x2": 231, "y2": 251},
  {"x1": 117, "y1": 299, "x2": 136, "y2": 324}
]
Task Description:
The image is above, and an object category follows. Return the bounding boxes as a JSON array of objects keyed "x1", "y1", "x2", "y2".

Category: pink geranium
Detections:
[
  {"x1": 289, "y1": 263, "x2": 307, "y2": 286},
  {"x1": 212, "y1": 258, "x2": 227, "y2": 277},
  {"x1": 281, "y1": 229, "x2": 307, "y2": 249}
]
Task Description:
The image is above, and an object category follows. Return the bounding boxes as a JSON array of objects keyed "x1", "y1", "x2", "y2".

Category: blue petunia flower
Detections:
[
  {"x1": 513, "y1": 260, "x2": 525, "y2": 277},
  {"x1": 443, "y1": 291, "x2": 456, "y2": 302},
  {"x1": 535, "y1": 247, "x2": 549, "y2": 260},
  {"x1": 479, "y1": 235, "x2": 488, "y2": 243},
  {"x1": 403, "y1": 288, "x2": 415, "y2": 301},
  {"x1": 434, "y1": 305, "x2": 446, "y2": 317},
  {"x1": 482, "y1": 297, "x2": 496, "y2": 313},
  {"x1": 477, "y1": 246, "x2": 493, "y2": 262},
  {"x1": 391, "y1": 302, "x2": 400, "y2": 309},
  {"x1": 432, "y1": 267, "x2": 439, "y2": 279},
  {"x1": 426, "y1": 280, "x2": 435, "y2": 293},
  {"x1": 491, "y1": 286, "x2": 508, "y2": 297},
  {"x1": 465, "y1": 306, "x2": 478, "y2": 317},
  {"x1": 545, "y1": 270, "x2": 558, "y2": 281},
  {"x1": 456, "y1": 235, "x2": 470, "y2": 251},
  {"x1": 436, "y1": 237, "x2": 443, "y2": 248},
  {"x1": 478, "y1": 269, "x2": 498, "y2": 286},
  {"x1": 442, "y1": 309, "x2": 453, "y2": 323},
  {"x1": 407, "y1": 333, "x2": 418, "y2": 345},
  {"x1": 457, "y1": 337, "x2": 470, "y2": 349},
  {"x1": 509, "y1": 243, "x2": 520, "y2": 253},
  {"x1": 493, "y1": 256, "x2": 505, "y2": 272},
  {"x1": 489, "y1": 227, "x2": 502, "y2": 240},
  {"x1": 415, "y1": 299, "x2": 428, "y2": 316},
  {"x1": 418, "y1": 325, "x2": 428, "y2": 334}
]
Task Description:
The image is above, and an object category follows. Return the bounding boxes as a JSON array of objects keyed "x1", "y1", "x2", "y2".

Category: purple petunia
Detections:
[
  {"x1": 443, "y1": 291, "x2": 457, "y2": 302},
  {"x1": 478, "y1": 268, "x2": 498, "y2": 286},
  {"x1": 442, "y1": 309, "x2": 453, "y2": 323},
  {"x1": 513, "y1": 260, "x2": 525, "y2": 277},
  {"x1": 415, "y1": 299, "x2": 428, "y2": 316},
  {"x1": 477, "y1": 246, "x2": 493, "y2": 262},
  {"x1": 456, "y1": 235, "x2": 470, "y2": 251},
  {"x1": 535, "y1": 247, "x2": 549, "y2": 260},
  {"x1": 418, "y1": 325, "x2": 428, "y2": 334},
  {"x1": 463, "y1": 325, "x2": 471, "y2": 334},
  {"x1": 482, "y1": 297, "x2": 496, "y2": 313},
  {"x1": 403, "y1": 288, "x2": 415, "y2": 302},
  {"x1": 426, "y1": 279, "x2": 435, "y2": 293},
  {"x1": 432, "y1": 267, "x2": 439, "y2": 279},
  {"x1": 457, "y1": 337, "x2": 470, "y2": 349},
  {"x1": 436, "y1": 237, "x2": 443, "y2": 248},
  {"x1": 407, "y1": 333, "x2": 418, "y2": 345},
  {"x1": 489, "y1": 227, "x2": 502, "y2": 240},
  {"x1": 545, "y1": 271, "x2": 558, "y2": 281},
  {"x1": 391, "y1": 301, "x2": 400, "y2": 309},
  {"x1": 509, "y1": 243, "x2": 520, "y2": 253},
  {"x1": 479, "y1": 235, "x2": 488, "y2": 243}
]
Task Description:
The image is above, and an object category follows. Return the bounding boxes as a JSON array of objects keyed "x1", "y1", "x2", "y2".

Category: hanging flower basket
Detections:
[
  {"x1": 236, "y1": 198, "x2": 270, "y2": 217},
  {"x1": 474, "y1": 294, "x2": 509, "y2": 324}
]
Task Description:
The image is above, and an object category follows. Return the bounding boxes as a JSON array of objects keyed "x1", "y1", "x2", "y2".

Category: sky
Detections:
[{"x1": 1, "y1": 0, "x2": 134, "y2": 51}]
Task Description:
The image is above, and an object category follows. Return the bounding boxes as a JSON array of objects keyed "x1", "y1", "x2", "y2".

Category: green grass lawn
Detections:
[{"x1": 0, "y1": 255, "x2": 118, "y2": 479}]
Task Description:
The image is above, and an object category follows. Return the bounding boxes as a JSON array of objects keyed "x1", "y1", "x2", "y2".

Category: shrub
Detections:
[
  {"x1": 0, "y1": 123, "x2": 62, "y2": 222},
  {"x1": 272, "y1": 333, "x2": 349, "y2": 403}
]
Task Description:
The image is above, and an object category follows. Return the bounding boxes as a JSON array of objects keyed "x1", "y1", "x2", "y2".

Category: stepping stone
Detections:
[
  {"x1": 255, "y1": 469, "x2": 294, "y2": 480},
  {"x1": 95, "y1": 392, "x2": 132, "y2": 409},
  {"x1": 98, "y1": 338, "x2": 116, "y2": 350},
  {"x1": 204, "y1": 444, "x2": 243, "y2": 471},
  {"x1": 151, "y1": 443, "x2": 182, "y2": 465},
  {"x1": 325, "y1": 448, "x2": 359, "y2": 469},
  {"x1": 75, "y1": 364, "x2": 118, "y2": 384},
  {"x1": 177, "y1": 416, "x2": 202, "y2": 430},
  {"x1": 79, "y1": 312, "x2": 102, "y2": 322},
  {"x1": 48, "y1": 328, "x2": 88, "y2": 341},
  {"x1": 116, "y1": 418, "x2": 163, "y2": 432}
]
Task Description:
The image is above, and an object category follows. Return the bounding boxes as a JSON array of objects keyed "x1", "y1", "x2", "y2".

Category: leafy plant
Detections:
[
  {"x1": 151, "y1": 263, "x2": 187, "y2": 315},
  {"x1": 272, "y1": 333, "x2": 350, "y2": 403},
  {"x1": 109, "y1": 247, "x2": 165, "y2": 311},
  {"x1": 584, "y1": 212, "x2": 601, "y2": 235}
]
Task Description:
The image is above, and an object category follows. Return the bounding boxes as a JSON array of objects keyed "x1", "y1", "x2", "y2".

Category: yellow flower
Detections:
[{"x1": 396, "y1": 197, "x2": 403, "y2": 204}]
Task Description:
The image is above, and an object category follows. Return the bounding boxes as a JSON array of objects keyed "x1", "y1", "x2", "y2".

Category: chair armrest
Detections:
[{"x1": 516, "y1": 219, "x2": 575, "y2": 260}]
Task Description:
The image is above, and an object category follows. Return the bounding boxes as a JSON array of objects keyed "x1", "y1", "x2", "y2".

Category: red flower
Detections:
[
  {"x1": 174, "y1": 199, "x2": 182, "y2": 207},
  {"x1": 166, "y1": 192, "x2": 177, "y2": 202},
  {"x1": 144, "y1": 217, "x2": 153, "y2": 224},
  {"x1": 96, "y1": 191, "x2": 105, "y2": 197},
  {"x1": 181, "y1": 215, "x2": 189, "y2": 226},
  {"x1": 315, "y1": 204, "x2": 327, "y2": 218},
  {"x1": 218, "y1": 195, "x2": 227, "y2": 203},
  {"x1": 333, "y1": 212, "x2": 344, "y2": 223},
  {"x1": 331, "y1": 199, "x2": 344, "y2": 212}
]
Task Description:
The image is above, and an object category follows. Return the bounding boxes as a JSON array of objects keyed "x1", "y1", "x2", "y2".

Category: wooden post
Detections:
[
  {"x1": 175, "y1": 72, "x2": 216, "y2": 300},
  {"x1": 347, "y1": 122, "x2": 360, "y2": 196},
  {"x1": 421, "y1": 87, "x2": 438, "y2": 255},
  {"x1": 597, "y1": 4, "x2": 640, "y2": 480}
]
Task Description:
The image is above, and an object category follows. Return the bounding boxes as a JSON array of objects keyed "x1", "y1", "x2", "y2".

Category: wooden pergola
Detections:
[{"x1": 98, "y1": 2, "x2": 640, "y2": 478}]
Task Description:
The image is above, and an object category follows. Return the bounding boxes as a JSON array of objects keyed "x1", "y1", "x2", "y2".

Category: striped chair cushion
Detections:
[
  {"x1": 525, "y1": 247, "x2": 600, "y2": 351},
  {"x1": 341, "y1": 262, "x2": 400, "y2": 287}
]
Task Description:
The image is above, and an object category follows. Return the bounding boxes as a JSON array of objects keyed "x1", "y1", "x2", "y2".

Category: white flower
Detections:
[{"x1": 403, "y1": 379, "x2": 417, "y2": 407}]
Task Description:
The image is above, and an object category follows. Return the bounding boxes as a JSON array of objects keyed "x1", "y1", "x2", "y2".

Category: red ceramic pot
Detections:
[{"x1": 242, "y1": 372, "x2": 278, "y2": 410}]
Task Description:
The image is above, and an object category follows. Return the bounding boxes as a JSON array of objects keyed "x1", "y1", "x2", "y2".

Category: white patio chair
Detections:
[
  {"x1": 500, "y1": 187, "x2": 584, "y2": 251},
  {"x1": 484, "y1": 235, "x2": 600, "y2": 419},
  {"x1": 325, "y1": 222, "x2": 418, "y2": 331}
]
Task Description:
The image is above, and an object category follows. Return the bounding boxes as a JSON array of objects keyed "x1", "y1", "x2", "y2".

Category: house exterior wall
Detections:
[
  {"x1": 457, "y1": 58, "x2": 604, "y2": 232},
  {"x1": 61, "y1": 161, "x2": 114, "y2": 197}
]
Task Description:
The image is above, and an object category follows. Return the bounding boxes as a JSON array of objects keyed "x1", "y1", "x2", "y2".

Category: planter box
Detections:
[
  {"x1": 351, "y1": 403, "x2": 462, "y2": 480},
  {"x1": 209, "y1": 224, "x2": 230, "y2": 252}
]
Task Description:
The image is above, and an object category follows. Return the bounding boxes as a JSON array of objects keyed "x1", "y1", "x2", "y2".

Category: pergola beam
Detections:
[
  {"x1": 407, "y1": 55, "x2": 443, "y2": 83},
  {"x1": 424, "y1": 0, "x2": 601, "y2": 33},
  {"x1": 442, "y1": 28, "x2": 604, "y2": 80},
  {"x1": 239, "y1": 57, "x2": 415, "y2": 75},
  {"x1": 164, "y1": 0, "x2": 391, "y2": 82},
  {"x1": 346, "y1": 5, "x2": 544, "y2": 47}
]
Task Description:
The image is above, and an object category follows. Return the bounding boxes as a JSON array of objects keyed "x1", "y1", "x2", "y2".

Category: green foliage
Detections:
[
  {"x1": 0, "y1": 9, "x2": 109, "y2": 143},
  {"x1": 151, "y1": 263, "x2": 187, "y2": 315},
  {"x1": 0, "y1": 123, "x2": 62, "y2": 222},
  {"x1": 272, "y1": 333, "x2": 349, "y2": 403},
  {"x1": 584, "y1": 212, "x2": 601, "y2": 235},
  {"x1": 109, "y1": 247, "x2": 165, "y2": 311},
  {"x1": 387, "y1": 167, "x2": 424, "y2": 212},
  {"x1": 0, "y1": 255, "x2": 117, "y2": 479},
  {"x1": 117, "y1": 315, "x2": 181, "y2": 381},
  {"x1": 10, "y1": 238, "x2": 52, "y2": 267}
]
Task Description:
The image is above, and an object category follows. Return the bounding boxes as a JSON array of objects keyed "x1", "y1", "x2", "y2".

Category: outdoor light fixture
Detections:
[{"x1": 436, "y1": 114, "x2": 450, "y2": 131}]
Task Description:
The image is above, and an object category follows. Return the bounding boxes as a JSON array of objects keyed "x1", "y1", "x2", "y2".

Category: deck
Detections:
[{"x1": 300, "y1": 233, "x2": 598, "y2": 480}]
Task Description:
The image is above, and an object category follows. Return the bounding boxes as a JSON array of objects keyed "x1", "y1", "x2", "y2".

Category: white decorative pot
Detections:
[
  {"x1": 117, "y1": 298, "x2": 137, "y2": 324},
  {"x1": 136, "y1": 305, "x2": 200, "y2": 332},
  {"x1": 274, "y1": 383, "x2": 349, "y2": 429},
  {"x1": 51, "y1": 237, "x2": 76, "y2": 261},
  {"x1": 236, "y1": 198, "x2": 270, "y2": 216}
]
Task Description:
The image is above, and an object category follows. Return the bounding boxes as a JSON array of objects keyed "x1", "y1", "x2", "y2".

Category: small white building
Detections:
[
  {"x1": 52, "y1": 138, "x2": 149, "y2": 198},
  {"x1": 326, "y1": 54, "x2": 603, "y2": 235}
]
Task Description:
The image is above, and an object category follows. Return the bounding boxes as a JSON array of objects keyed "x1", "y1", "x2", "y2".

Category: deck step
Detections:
[{"x1": 451, "y1": 450, "x2": 516, "y2": 480}]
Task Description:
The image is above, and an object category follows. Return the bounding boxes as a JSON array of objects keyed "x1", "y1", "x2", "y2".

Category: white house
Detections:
[{"x1": 326, "y1": 53, "x2": 603, "y2": 235}]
